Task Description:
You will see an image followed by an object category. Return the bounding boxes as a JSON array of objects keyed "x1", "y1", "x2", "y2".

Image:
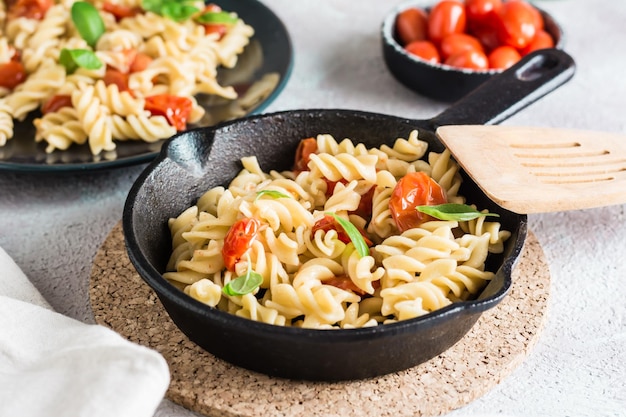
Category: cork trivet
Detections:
[{"x1": 90, "y1": 222, "x2": 550, "y2": 417}]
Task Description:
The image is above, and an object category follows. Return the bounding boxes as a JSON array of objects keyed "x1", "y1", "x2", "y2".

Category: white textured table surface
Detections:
[{"x1": 1, "y1": 1, "x2": 625, "y2": 416}]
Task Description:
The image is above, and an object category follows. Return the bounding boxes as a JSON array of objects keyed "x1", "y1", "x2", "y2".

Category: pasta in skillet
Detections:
[
  {"x1": 0, "y1": 0, "x2": 253, "y2": 154},
  {"x1": 164, "y1": 130, "x2": 511, "y2": 329}
]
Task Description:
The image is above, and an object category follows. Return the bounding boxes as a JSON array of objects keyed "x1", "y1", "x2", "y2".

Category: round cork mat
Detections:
[{"x1": 90, "y1": 222, "x2": 550, "y2": 417}]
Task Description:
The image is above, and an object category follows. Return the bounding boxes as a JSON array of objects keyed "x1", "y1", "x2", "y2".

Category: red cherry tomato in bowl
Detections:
[
  {"x1": 496, "y1": 0, "x2": 538, "y2": 49},
  {"x1": 440, "y1": 33, "x2": 484, "y2": 60},
  {"x1": 389, "y1": 172, "x2": 447, "y2": 232},
  {"x1": 427, "y1": 0, "x2": 467, "y2": 44},
  {"x1": 465, "y1": 0, "x2": 502, "y2": 27},
  {"x1": 520, "y1": 29, "x2": 554, "y2": 55},
  {"x1": 405, "y1": 40, "x2": 441, "y2": 64},
  {"x1": 445, "y1": 49, "x2": 489, "y2": 70},
  {"x1": 488, "y1": 45, "x2": 521, "y2": 69},
  {"x1": 395, "y1": 7, "x2": 429, "y2": 45}
]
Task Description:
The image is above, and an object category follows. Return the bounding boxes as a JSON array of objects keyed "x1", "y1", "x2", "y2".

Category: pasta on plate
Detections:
[
  {"x1": 0, "y1": 0, "x2": 253, "y2": 154},
  {"x1": 164, "y1": 130, "x2": 511, "y2": 329}
]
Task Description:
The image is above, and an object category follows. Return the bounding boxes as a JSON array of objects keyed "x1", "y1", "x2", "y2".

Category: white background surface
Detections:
[{"x1": 1, "y1": 0, "x2": 625, "y2": 416}]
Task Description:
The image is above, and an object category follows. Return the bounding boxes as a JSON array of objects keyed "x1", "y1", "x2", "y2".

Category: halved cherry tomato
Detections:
[
  {"x1": 405, "y1": 40, "x2": 440, "y2": 64},
  {"x1": 7, "y1": 0, "x2": 52, "y2": 20},
  {"x1": 102, "y1": 1, "x2": 140, "y2": 20},
  {"x1": 395, "y1": 7, "x2": 429, "y2": 45},
  {"x1": 129, "y1": 52, "x2": 153, "y2": 73},
  {"x1": 520, "y1": 29, "x2": 554, "y2": 55},
  {"x1": 427, "y1": 0, "x2": 466, "y2": 44},
  {"x1": 103, "y1": 68, "x2": 130, "y2": 92},
  {"x1": 389, "y1": 172, "x2": 447, "y2": 232},
  {"x1": 352, "y1": 186, "x2": 375, "y2": 219},
  {"x1": 42, "y1": 94, "x2": 72, "y2": 114},
  {"x1": 312, "y1": 215, "x2": 373, "y2": 247},
  {"x1": 440, "y1": 33, "x2": 483, "y2": 61},
  {"x1": 445, "y1": 48, "x2": 488, "y2": 70},
  {"x1": 293, "y1": 137, "x2": 317, "y2": 172},
  {"x1": 222, "y1": 218, "x2": 260, "y2": 271},
  {"x1": 0, "y1": 61, "x2": 27, "y2": 90},
  {"x1": 144, "y1": 94, "x2": 193, "y2": 131},
  {"x1": 496, "y1": 0, "x2": 537, "y2": 49},
  {"x1": 488, "y1": 45, "x2": 521, "y2": 69}
]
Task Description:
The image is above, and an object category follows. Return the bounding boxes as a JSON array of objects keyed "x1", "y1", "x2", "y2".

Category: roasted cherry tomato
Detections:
[
  {"x1": 7, "y1": 0, "x2": 52, "y2": 20},
  {"x1": 102, "y1": 1, "x2": 140, "y2": 20},
  {"x1": 496, "y1": 0, "x2": 537, "y2": 49},
  {"x1": 144, "y1": 94, "x2": 193, "y2": 131},
  {"x1": 389, "y1": 172, "x2": 447, "y2": 232},
  {"x1": 353, "y1": 186, "x2": 375, "y2": 219},
  {"x1": 0, "y1": 61, "x2": 27, "y2": 90},
  {"x1": 488, "y1": 45, "x2": 521, "y2": 69},
  {"x1": 103, "y1": 68, "x2": 130, "y2": 92},
  {"x1": 222, "y1": 218, "x2": 260, "y2": 271},
  {"x1": 42, "y1": 94, "x2": 73, "y2": 114},
  {"x1": 440, "y1": 33, "x2": 483, "y2": 60},
  {"x1": 293, "y1": 137, "x2": 317, "y2": 172},
  {"x1": 520, "y1": 29, "x2": 554, "y2": 55},
  {"x1": 325, "y1": 275, "x2": 379, "y2": 296},
  {"x1": 405, "y1": 40, "x2": 441, "y2": 64},
  {"x1": 129, "y1": 52, "x2": 153, "y2": 73},
  {"x1": 395, "y1": 7, "x2": 429, "y2": 45},
  {"x1": 427, "y1": 0, "x2": 467, "y2": 44},
  {"x1": 445, "y1": 48, "x2": 488, "y2": 70},
  {"x1": 312, "y1": 215, "x2": 373, "y2": 247}
]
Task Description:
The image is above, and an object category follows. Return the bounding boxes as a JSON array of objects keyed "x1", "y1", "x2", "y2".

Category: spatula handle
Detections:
[{"x1": 429, "y1": 49, "x2": 576, "y2": 129}]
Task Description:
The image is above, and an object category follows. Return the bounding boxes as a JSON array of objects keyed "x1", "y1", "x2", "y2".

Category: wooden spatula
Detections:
[{"x1": 435, "y1": 125, "x2": 626, "y2": 214}]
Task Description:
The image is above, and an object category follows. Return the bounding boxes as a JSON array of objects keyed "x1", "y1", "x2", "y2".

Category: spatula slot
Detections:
[{"x1": 509, "y1": 141, "x2": 582, "y2": 149}]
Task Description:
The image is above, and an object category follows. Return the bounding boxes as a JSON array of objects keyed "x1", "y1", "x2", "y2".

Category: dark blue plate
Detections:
[{"x1": 0, "y1": 0, "x2": 293, "y2": 173}]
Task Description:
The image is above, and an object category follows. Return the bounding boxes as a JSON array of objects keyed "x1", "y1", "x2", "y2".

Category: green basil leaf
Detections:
[
  {"x1": 160, "y1": 2, "x2": 199, "y2": 21},
  {"x1": 71, "y1": 2, "x2": 105, "y2": 47},
  {"x1": 196, "y1": 10, "x2": 237, "y2": 24},
  {"x1": 416, "y1": 203, "x2": 500, "y2": 222},
  {"x1": 142, "y1": 0, "x2": 199, "y2": 21},
  {"x1": 255, "y1": 190, "x2": 291, "y2": 201},
  {"x1": 223, "y1": 270, "x2": 263, "y2": 296},
  {"x1": 325, "y1": 212, "x2": 369, "y2": 257},
  {"x1": 59, "y1": 49, "x2": 103, "y2": 74}
]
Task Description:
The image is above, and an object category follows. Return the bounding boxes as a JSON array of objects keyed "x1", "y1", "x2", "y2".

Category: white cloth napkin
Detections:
[{"x1": 0, "y1": 246, "x2": 170, "y2": 417}]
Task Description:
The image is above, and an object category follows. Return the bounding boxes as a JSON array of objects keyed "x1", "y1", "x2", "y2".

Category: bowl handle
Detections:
[{"x1": 429, "y1": 49, "x2": 576, "y2": 129}]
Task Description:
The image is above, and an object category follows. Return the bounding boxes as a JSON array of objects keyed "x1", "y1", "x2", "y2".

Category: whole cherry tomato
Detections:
[
  {"x1": 311, "y1": 215, "x2": 373, "y2": 247},
  {"x1": 496, "y1": 0, "x2": 538, "y2": 49},
  {"x1": 144, "y1": 94, "x2": 193, "y2": 131},
  {"x1": 293, "y1": 137, "x2": 317, "y2": 172},
  {"x1": 468, "y1": 12, "x2": 502, "y2": 52},
  {"x1": 0, "y1": 61, "x2": 26, "y2": 90},
  {"x1": 427, "y1": 0, "x2": 467, "y2": 44},
  {"x1": 395, "y1": 7, "x2": 429, "y2": 45},
  {"x1": 41, "y1": 94, "x2": 73, "y2": 114},
  {"x1": 465, "y1": 0, "x2": 502, "y2": 27},
  {"x1": 388, "y1": 172, "x2": 447, "y2": 232},
  {"x1": 222, "y1": 218, "x2": 260, "y2": 271},
  {"x1": 520, "y1": 29, "x2": 554, "y2": 55},
  {"x1": 440, "y1": 33, "x2": 483, "y2": 61},
  {"x1": 405, "y1": 40, "x2": 441, "y2": 64},
  {"x1": 488, "y1": 45, "x2": 521, "y2": 69},
  {"x1": 7, "y1": 0, "x2": 52, "y2": 20},
  {"x1": 445, "y1": 49, "x2": 489, "y2": 70}
]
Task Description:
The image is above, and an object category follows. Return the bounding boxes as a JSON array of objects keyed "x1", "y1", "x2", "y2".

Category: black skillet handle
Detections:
[{"x1": 429, "y1": 48, "x2": 575, "y2": 129}]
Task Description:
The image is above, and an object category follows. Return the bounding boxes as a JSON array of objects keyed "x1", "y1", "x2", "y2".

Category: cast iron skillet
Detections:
[{"x1": 124, "y1": 48, "x2": 575, "y2": 381}]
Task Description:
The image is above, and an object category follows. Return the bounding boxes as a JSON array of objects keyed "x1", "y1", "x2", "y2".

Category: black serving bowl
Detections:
[
  {"x1": 123, "y1": 48, "x2": 574, "y2": 381},
  {"x1": 382, "y1": 0, "x2": 566, "y2": 102}
]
